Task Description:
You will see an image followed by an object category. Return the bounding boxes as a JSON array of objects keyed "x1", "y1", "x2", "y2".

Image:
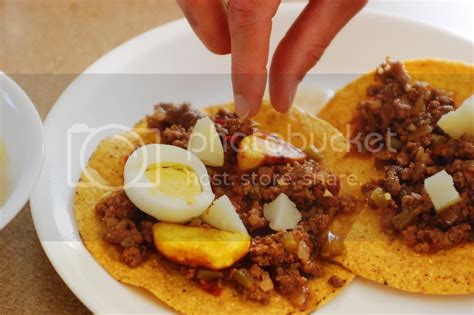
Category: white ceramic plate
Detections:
[
  {"x1": 0, "y1": 73, "x2": 44, "y2": 230},
  {"x1": 30, "y1": 4, "x2": 473, "y2": 314}
]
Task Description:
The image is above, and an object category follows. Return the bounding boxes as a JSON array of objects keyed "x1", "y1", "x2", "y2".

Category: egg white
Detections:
[{"x1": 124, "y1": 144, "x2": 215, "y2": 223}]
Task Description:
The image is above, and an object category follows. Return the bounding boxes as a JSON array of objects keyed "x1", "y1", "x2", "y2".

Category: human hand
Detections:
[{"x1": 177, "y1": 0, "x2": 367, "y2": 117}]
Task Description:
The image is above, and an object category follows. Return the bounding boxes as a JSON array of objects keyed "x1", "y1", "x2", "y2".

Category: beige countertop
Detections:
[{"x1": 0, "y1": 1, "x2": 182, "y2": 313}]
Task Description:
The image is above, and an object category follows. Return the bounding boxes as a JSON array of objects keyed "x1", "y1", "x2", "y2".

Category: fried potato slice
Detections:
[
  {"x1": 237, "y1": 133, "x2": 306, "y2": 171},
  {"x1": 153, "y1": 222, "x2": 250, "y2": 270}
]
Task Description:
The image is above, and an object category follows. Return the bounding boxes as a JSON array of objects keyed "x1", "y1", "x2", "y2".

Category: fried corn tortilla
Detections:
[
  {"x1": 319, "y1": 59, "x2": 474, "y2": 294},
  {"x1": 74, "y1": 102, "x2": 355, "y2": 314}
]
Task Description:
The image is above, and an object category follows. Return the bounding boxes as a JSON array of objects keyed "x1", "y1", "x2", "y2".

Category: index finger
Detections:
[
  {"x1": 270, "y1": 0, "x2": 367, "y2": 113},
  {"x1": 228, "y1": 0, "x2": 281, "y2": 118}
]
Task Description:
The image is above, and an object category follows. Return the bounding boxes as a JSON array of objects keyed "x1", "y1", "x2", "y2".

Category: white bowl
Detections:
[{"x1": 0, "y1": 73, "x2": 44, "y2": 229}]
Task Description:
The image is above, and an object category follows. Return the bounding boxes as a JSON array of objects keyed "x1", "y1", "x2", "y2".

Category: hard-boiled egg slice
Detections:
[
  {"x1": 188, "y1": 116, "x2": 224, "y2": 167},
  {"x1": 263, "y1": 193, "x2": 302, "y2": 231},
  {"x1": 124, "y1": 144, "x2": 215, "y2": 223},
  {"x1": 201, "y1": 195, "x2": 248, "y2": 234}
]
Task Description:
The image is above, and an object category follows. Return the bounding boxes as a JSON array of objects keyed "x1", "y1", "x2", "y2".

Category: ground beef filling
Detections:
[
  {"x1": 95, "y1": 103, "x2": 356, "y2": 306},
  {"x1": 95, "y1": 192, "x2": 156, "y2": 267},
  {"x1": 147, "y1": 102, "x2": 204, "y2": 148},
  {"x1": 328, "y1": 275, "x2": 346, "y2": 288},
  {"x1": 352, "y1": 59, "x2": 474, "y2": 252}
]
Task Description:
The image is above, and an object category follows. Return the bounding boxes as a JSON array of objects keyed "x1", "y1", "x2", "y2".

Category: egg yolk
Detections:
[{"x1": 145, "y1": 162, "x2": 202, "y2": 204}]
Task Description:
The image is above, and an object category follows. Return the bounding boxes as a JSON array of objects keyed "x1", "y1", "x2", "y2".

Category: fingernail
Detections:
[
  {"x1": 235, "y1": 94, "x2": 250, "y2": 119},
  {"x1": 287, "y1": 86, "x2": 297, "y2": 112},
  {"x1": 276, "y1": 87, "x2": 296, "y2": 113}
]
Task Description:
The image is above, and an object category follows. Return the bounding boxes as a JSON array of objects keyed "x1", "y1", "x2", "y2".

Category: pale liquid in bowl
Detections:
[{"x1": 0, "y1": 139, "x2": 8, "y2": 206}]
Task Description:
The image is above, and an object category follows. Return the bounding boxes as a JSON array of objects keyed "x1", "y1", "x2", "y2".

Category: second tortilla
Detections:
[{"x1": 319, "y1": 59, "x2": 474, "y2": 294}]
